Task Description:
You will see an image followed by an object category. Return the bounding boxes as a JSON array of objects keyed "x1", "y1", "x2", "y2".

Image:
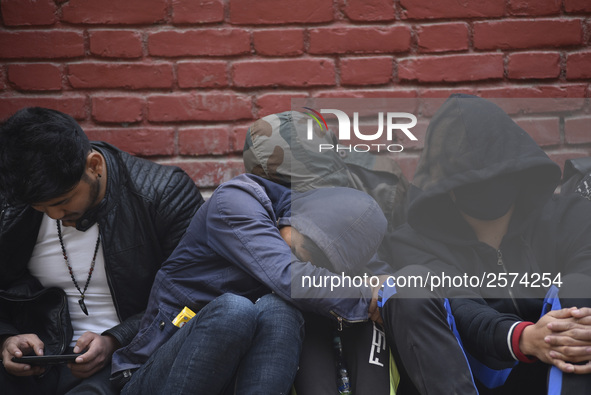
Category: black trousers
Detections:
[
  {"x1": 381, "y1": 265, "x2": 591, "y2": 395},
  {"x1": 294, "y1": 312, "x2": 392, "y2": 395}
]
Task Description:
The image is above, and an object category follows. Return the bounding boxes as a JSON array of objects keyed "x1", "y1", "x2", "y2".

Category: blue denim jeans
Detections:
[{"x1": 121, "y1": 293, "x2": 304, "y2": 395}]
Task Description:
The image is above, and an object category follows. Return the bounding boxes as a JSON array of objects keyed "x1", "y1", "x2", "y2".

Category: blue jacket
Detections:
[{"x1": 112, "y1": 174, "x2": 385, "y2": 373}]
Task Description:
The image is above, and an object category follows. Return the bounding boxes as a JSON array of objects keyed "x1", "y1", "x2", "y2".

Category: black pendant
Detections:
[{"x1": 79, "y1": 298, "x2": 89, "y2": 315}]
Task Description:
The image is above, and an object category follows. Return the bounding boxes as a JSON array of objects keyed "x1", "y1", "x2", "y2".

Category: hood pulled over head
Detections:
[
  {"x1": 243, "y1": 110, "x2": 410, "y2": 230},
  {"x1": 291, "y1": 187, "x2": 387, "y2": 274},
  {"x1": 243, "y1": 111, "x2": 353, "y2": 192},
  {"x1": 408, "y1": 94, "x2": 561, "y2": 241}
]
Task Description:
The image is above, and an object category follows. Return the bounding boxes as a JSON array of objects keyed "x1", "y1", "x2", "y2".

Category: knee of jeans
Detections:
[
  {"x1": 255, "y1": 294, "x2": 304, "y2": 349},
  {"x1": 255, "y1": 294, "x2": 304, "y2": 335},
  {"x1": 254, "y1": 293, "x2": 287, "y2": 309},
  {"x1": 213, "y1": 293, "x2": 258, "y2": 325},
  {"x1": 211, "y1": 293, "x2": 251, "y2": 309}
]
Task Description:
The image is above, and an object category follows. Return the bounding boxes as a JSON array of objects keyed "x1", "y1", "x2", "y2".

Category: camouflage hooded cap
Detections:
[
  {"x1": 243, "y1": 110, "x2": 410, "y2": 230},
  {"x1": 291, "y1": 186, "x2": 387, "y2": 274},
  {"x1": 243, "y1": 111, "x2": 353, "y2": 192}
]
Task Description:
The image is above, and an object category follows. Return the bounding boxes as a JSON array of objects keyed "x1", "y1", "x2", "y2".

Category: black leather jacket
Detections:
[{"x1": 0, "y1": 142, "x2": 204, "y2": 350}]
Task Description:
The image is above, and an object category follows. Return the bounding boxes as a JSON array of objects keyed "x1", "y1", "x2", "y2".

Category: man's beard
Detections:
[{"x1": 83, "y1": 172, "x2": 102, "y2": 209}]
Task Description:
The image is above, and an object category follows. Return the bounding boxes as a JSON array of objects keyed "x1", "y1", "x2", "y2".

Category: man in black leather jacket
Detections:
[{"x1": 0, "y1": 107, "x2": 204, "y2": 394}]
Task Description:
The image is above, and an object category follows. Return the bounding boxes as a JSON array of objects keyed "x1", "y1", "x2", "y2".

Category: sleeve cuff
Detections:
[
  {"x1": 510, "y1": 321, "x2": 537, "y2": 363},
  {"x1": 277, "y1": 217, "x2": 291, "y2": 227}
]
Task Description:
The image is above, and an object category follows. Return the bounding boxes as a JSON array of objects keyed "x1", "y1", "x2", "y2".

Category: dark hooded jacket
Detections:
[
  {"x1": 243, "y1": 111, "x2": 408, "y2": 275},
  {"x1": 386, "y1": 94, "x2": 591, "y2": 366}
]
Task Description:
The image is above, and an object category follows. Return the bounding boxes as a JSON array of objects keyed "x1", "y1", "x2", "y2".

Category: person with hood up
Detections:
[
  {"x1": 243, "y1": 110, "x2": 408, "y2": 233},
  {"x1": 110, "y1": 172, "x2": 388, "y2": 394},
  {"x1": 243, "y1": 111, "x2": 405, "y2": 394},
  {"x1": 379, "y1": 94, "x2": 591, "y2": 394}
]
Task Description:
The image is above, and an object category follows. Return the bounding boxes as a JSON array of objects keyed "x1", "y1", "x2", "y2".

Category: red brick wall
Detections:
[{"x1": 1, "y1": 0, "x2": 590, "y2": 190}]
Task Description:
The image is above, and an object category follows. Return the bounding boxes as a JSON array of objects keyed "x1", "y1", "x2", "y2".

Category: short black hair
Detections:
[{"x1": 0, "y1": 107, "x2": 91, "y2": 205}]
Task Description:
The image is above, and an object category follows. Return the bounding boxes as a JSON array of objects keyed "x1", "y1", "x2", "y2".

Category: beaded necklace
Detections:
[{"x1": 56, "y1": 220, "x2": 101, "y2": 316}]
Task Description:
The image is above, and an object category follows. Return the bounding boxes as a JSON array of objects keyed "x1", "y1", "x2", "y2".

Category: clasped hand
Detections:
[{"x1": 521, "y1": 307, "x2": 591, "y2": 374}]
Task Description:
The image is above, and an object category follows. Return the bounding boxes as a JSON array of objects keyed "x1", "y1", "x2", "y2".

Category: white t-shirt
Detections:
[{"x1": 28, "y1": 214, "x2": 120, "y2": 347}]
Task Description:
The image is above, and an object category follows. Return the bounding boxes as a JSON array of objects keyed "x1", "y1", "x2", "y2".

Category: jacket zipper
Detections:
[
  {"x1": 105, "y1": 271, "x2": 122, "y2": 322},
  {"x1": 496, "y1": 249, "x2": 523, "y2": 316},
  {"x1": 329, "y1": 310, "x2": 366, "y2": 331},
  {"x1": 55, "y1": 291, "x2": 69, "y2": 355},
  {"x1": 0, "y1": 205, "x2": 6, "y2": 234},
  {"x1": 99, "y1": 224, "x2": 123, "y2": 323}
]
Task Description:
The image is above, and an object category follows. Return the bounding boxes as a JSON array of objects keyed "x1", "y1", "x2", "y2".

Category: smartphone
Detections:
[{"x1": 11, "y1": 354, "x2": 82, "y2": 365}]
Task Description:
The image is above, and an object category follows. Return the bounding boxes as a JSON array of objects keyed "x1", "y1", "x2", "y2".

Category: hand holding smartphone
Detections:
[{"x1": 11, "y1": 354, "x2": 82, "y2": 365}]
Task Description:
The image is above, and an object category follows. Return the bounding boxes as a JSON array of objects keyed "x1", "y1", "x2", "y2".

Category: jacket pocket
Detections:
[{"x1": 115, "y1": 306, "x2": 179, "y2": 367}]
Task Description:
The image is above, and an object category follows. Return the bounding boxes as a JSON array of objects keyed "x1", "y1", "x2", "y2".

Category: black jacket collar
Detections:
[{"x1": 75, "y1": 142, "x2": 121, "y2": 231}]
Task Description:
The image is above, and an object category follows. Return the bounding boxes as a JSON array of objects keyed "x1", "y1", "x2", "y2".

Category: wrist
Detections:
[
  {"x1": 0, "y1": 335, "x2": 11, "y2": 351},
  {"x1": 515, "y1": 322, "x2": 538, "y2": 363},
  {"x1": 376, "y1": 276, "x2": 395, "y2": 309},
  {"x1": 102, "y1": 334, "x2": 121, "y2": 355}
]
